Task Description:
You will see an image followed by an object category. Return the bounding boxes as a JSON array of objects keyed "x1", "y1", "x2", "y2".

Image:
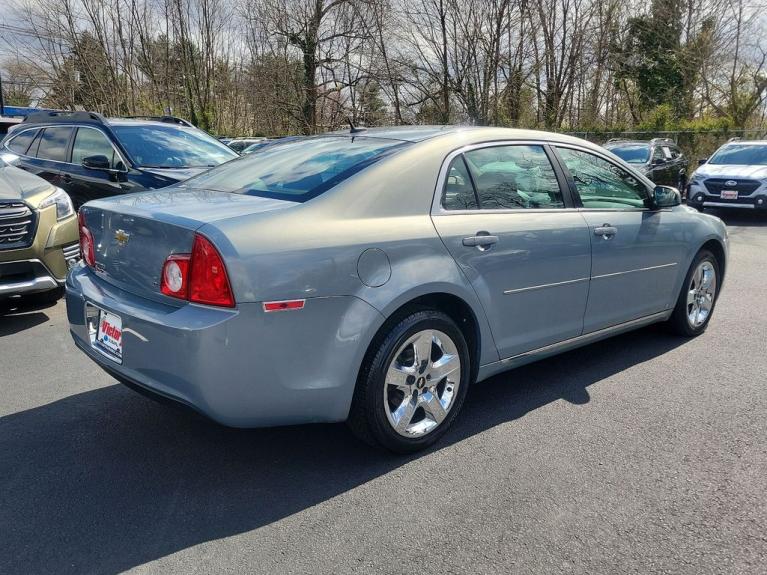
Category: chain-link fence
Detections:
[{"x1": 564, "y1": 129, "x2": 767, "y2": 162}]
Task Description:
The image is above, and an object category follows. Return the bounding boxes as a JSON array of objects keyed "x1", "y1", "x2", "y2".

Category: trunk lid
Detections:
[{"x1": 80, "y1": 189, "x2": 296, "y2": 299}]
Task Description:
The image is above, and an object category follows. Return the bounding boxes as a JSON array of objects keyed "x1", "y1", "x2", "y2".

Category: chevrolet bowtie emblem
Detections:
[{"x1": 114, "y1": 229, "x2": 130, "y2": 246}]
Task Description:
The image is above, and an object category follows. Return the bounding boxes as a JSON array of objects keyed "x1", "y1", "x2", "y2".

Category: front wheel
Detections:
[
  {"x1": 348, "y1": 309, "x2": 471, "y2": 453},
  {"x1": 666, "y1": 250, "x2": 720, "y2": 336}
]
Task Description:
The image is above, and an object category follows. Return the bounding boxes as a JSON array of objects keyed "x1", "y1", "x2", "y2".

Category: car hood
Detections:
[
  {"x1": 139, "y1": 166, "x2": 211, "y2": 182},
  {"x1": 694, "y1": 164, "x2": 767, "y2": 180},
  {"x1": 0, "y1": 163, "x2": 54, "y2": 206}
]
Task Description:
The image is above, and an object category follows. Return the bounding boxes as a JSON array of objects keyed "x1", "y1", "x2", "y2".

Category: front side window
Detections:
[
  {"x1": 463, "y1": 145, "x2": 564, "y2": 209},
  {"x1": 7, "y1": 129, "x2": 39, "y2": 154},
  {"x1": 72, "y1": 128, "x2": 121, "y2": 169},
  {"x1": 557, "y1": 147, "x2": 649, "y2": 209},
  {"x1": 36, "y1": 127, "x2": 73, "y2": 162},
  {"x1": 112, "y1": 124, "x2": 237, "y2": 168},
  {"x1": 708, "y1": 144, "x2": 767, "y2": 166},
  {"x1": 184, "y1": 136, "x2": 410, "y2": 202},
  {"x1": 652, "y1": 146, "x2": 665, "y2": 162}
]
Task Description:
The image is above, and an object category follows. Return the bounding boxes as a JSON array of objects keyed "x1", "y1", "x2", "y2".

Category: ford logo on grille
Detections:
[{"x1": 725, "y1": 180, "x2": 738, "y2": 187}]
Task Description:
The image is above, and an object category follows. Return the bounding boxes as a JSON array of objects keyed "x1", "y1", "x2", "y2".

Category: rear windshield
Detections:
[
  {"x1": 708, "y1": 144, "x2": 767, "y2": 165},
  {"x1": 112, "y1": 124, "x2": 237, "y2": 168},
  {"x1": 183, "y1": 136, "x2": 410, "y2": 202},
  {"x1": 606, "y1": 144, "x2": 649, "y2": 164}
]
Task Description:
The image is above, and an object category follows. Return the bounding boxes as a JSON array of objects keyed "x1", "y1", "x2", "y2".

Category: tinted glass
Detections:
[
  {"x1": 7, "y1": 129, "x2": 38, "y2": 154},
  {"x1": 185, "y1": 137, "x2": 410, "y2": 202},
  {"x1": 557, "y1": 147, "x2": 649, "y2": 209},
  {"x1": 464, "y1": 145, "x2": 564, "y2": 209},
  {"x1": 442, "y1": 156, "x2": 478, "y2": 210},
  {"x1": 112, "y1": 125, "x2": 237, "y2": 168},
  {"x1": 652, "y1": 146, "x2": 665, "y2": 161},
  {"x1": 72, "y1": 128, "x2": 118, "y2": 168},
  {"x1": 607, "y1": 144, "x2": 649, "y2": 164},
  {"x1": 709, "y1": 144, "x2": 767, "y2": 165},
  {"x1": 36, "y1": 127, "x2": 73, "y2": 162}
]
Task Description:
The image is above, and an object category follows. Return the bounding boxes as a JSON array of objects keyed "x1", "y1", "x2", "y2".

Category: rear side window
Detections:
[
  {"x1": 72, "y1": 128, "x2": 120, "y2": 168},
  {"x1": 7, "y1": 129, "x2": 39, "y2": 154},
  {"x1": 442, "y1": 156, "x2": 478, "y2": 210},
  {"x1": 36, "y1": 127, "x2": 73, "y2": 162},
  {"x1": 185, "y1": 136, "x2": 410, "y2": 202},
  {"x1": 463, "y1": 145, "x2": 564, "y2": 209}
]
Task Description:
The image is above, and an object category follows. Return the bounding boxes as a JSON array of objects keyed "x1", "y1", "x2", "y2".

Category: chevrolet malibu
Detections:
[{"x1": 66, "y1": 127, "x2": 728, "y2": 452}]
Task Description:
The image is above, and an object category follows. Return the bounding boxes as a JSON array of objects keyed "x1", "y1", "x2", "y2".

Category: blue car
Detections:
[{"x1": 66, "y1": 126, "x2": 728, "y2": 452}]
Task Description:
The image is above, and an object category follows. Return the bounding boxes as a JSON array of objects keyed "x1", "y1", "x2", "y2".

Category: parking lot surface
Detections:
[{"x1": 1, "y1": 210, "x2": 766, "y2": 575}]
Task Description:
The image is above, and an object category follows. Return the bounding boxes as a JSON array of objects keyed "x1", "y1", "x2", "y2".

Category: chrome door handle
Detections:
[
  {"x1": 462, "y1": 233, "x2": 499, "y2": 250},
  {"x1": 594, "y1": 225, "x2": 617, "y2": 239}
]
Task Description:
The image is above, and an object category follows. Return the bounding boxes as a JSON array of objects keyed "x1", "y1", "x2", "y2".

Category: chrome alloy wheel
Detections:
[
  {"x1": 383, "y1": 329, "x2": 462, "y2": 438},
  {"x1": 687, "y1": 260, "x2": 717, "y2": 328}
]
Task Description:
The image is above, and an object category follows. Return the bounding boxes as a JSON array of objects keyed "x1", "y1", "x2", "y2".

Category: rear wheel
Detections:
[
  {"x1": 667, "y1": 250, "x2": 719, "y2": 336},
  {"x1": 348, "y1": 309, "x2": 470, "y2": 453}
]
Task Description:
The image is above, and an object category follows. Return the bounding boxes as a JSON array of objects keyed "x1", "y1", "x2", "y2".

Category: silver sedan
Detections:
[{"x1": 66, "y1": 127, "x2": 728, "y2": 452}]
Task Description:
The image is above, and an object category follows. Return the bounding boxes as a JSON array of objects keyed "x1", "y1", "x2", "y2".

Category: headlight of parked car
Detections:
[{"x1": 39, "y1": 187, "x2": 75, "y2": 221}]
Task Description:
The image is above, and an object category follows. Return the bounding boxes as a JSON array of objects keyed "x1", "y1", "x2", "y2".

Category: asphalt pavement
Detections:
[{"x1": 1, "y1": 209, "x2": 766, "y2": 575}]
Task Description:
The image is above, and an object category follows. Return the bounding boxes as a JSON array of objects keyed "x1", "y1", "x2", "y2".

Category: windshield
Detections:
[
  {"x1": 112, "y1": 124, "x2": 237, "y2": 168},
  {"x1": 606, "y1": 144, "x2": 650, "y2": 164},
  {"x1": 184, "y1": 136, "x2": 411, "y2": 202},
  {"x1": 708, "y1": 144, "x2": 767, "y2": 165}
]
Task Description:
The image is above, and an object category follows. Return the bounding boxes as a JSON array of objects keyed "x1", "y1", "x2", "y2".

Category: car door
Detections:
[
  {"x1": 647, "y1": 145, "x2": 668, "y2": 185},
  {"x1": 9, "y1": 127, "x2": 69, "y2": 188},
  {"x1": 431, "y1": 143, "x2": 592, "y2": 359},
  {"x1": 554, "y1": 145, "x2": 689, "y2": 333},
  {"x1": 66, "y1": 126, "x2": 136, "y2": 207}
]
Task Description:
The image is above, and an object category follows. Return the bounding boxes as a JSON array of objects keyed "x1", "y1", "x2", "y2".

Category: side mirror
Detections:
[
  {"x1": 653, "y1": 185, "x2": 681, "y2": 209},
  {"x1": 82, "y1": 155, "x2": 111, "y2": 170},
  {"x1": 698, "y1": 158, "x2": 708, "y2": 166},
  {"x1": 652, "y1": 157, "x2": 665, "y2": 166}
]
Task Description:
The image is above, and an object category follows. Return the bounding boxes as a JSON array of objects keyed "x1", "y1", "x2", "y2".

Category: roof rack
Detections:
[
  {"x1": 122, "y1": 115, "x2": 195, "y2": 127},
  {"x1": 23, "y1": 110, "x2": 106, "y2": 124},
  {"x1": 649, "y1": 137, "x2": 676, "y2": 145},
  {"x1": 727, "y1": 137, "x2": 742, "y2": 143},
  {"x1": 605, "y1": 138, "x2": 630, "y2": 143}
]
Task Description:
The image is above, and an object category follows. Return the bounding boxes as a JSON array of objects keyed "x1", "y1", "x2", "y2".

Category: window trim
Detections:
[
  {"x1": 431, "y1": 140, "x2": 577, "y2": 215},
  {"x1": 549, "y1": 143, "x2": 656, "y2": 212},
  {"x1": 2, "y1": 124, "x2": 130, "y2": 171},
  {"x1": 72, "y1": 126, "x2": 129, "y2": 172}
]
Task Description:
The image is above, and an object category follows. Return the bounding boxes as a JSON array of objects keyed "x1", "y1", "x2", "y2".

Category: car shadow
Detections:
[
  {"x1": 0, "y1": 294, "x2": 60, "y2": 336},
  {"x1": 0, "y1": 325, "x2": 688, "y2": 574},
  {"x1": 705, "y1": 208, "x2": 767, "y2": 228}
]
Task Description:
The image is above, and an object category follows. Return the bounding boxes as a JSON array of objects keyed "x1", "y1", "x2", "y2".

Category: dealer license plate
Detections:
[
  {"x1": 95, "y1": 310, "x2": 123, "y2": 359},
  {"x1": 720, "y1": 190, "x2": 738, "y2": 200}
]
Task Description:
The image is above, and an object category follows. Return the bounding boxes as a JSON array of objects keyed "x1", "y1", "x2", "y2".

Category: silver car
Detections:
[{"x1": 66, "y1": 127, "x2": 728, "y2": 452}]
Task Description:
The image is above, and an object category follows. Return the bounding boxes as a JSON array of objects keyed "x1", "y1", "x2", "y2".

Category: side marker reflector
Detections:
[{"x1": 263, "y1": 300, "x2": 306, "y2": 312}]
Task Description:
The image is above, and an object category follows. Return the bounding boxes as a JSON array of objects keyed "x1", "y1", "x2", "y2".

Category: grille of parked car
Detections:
[
  {"x1": 704, "y1": 178, "x2": 761, "y2": 196},
  {"x1": 0, "y1": 202, "x2": 36, "y2": 250}
]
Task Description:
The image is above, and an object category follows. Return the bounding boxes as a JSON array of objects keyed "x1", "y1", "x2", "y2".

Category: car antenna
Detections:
[{"x1": 347, "y1": 117, "x2": 366, "y2": 134}]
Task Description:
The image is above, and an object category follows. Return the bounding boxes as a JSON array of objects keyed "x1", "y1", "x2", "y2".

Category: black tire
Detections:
[
  {"x1": 347, "y1": 309, "x2": 471, "y2": 453},
  {"x1": 666, "y1": 250, "x2": 720, "y2": 337}
]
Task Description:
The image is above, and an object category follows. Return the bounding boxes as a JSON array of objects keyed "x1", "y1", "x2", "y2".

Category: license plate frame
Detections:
[
  {"x1": 720, "y1": 189, "x2": 738, "y2": 200},
  {"x1": 86, "y1": 303, "x2": 123, "y2": 363}
]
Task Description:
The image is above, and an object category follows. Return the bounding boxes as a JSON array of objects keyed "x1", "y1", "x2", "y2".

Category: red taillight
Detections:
[
  {"x1": 160, "y1": 234, "x2": 234, "y2": 307},
  {"x1": 78, "y1": 211, "x2": 95, "y2": 267}
]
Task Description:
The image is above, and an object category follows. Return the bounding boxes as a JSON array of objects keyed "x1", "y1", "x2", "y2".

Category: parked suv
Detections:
[
  {"x1": 603, "y1": 138, "x2": 689, "y2": 193},
  {"x1": 0, "y1": 112, "x2": 237, "y2": 208},
  {"x1": 0, "y1": 156, "x2": 79, "y2": 301},
  {"x1": 687, "y1": 140, "x2": 767, "y2": 213}
]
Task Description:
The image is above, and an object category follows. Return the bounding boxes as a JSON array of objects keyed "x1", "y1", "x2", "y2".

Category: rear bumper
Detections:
[{"x1": 66, "y1": 264, "x2": 385, "y2": 427}]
